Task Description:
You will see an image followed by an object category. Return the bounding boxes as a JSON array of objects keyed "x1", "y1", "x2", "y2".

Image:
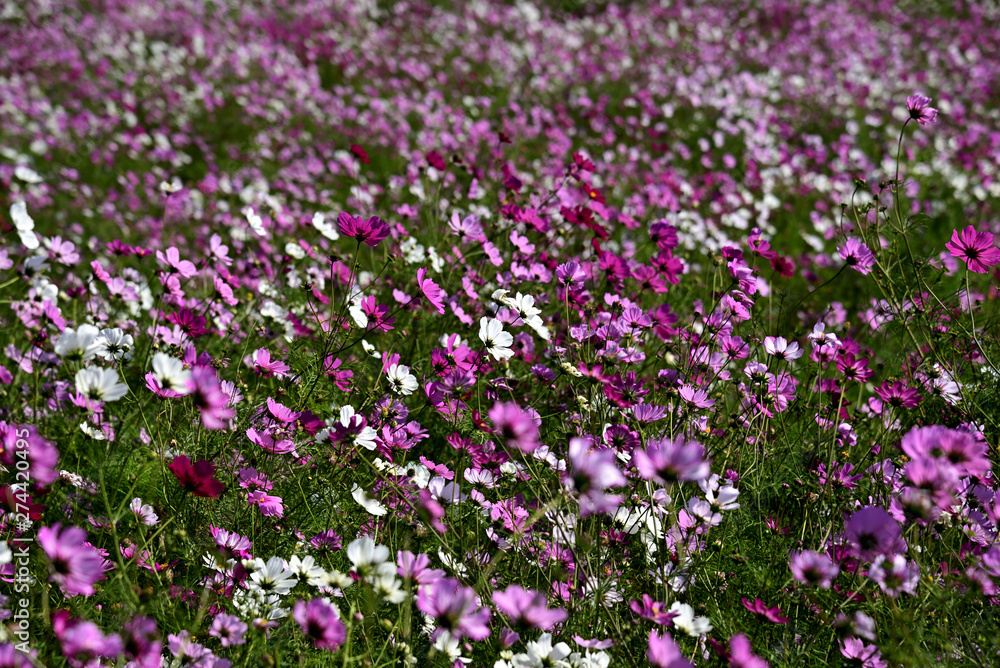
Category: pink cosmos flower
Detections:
[
  {"x1": 156, "y1": 246, "x2": 197, "y2": 278},
  {"x1": 209, "y1": 614, "x2": 247, "y2": 647},
  {"x1": 493, "y1": 585, "x2": 568, "y2": 631},
  {"x1": 250, "y1": 348, "x2": 290, "y2": 378},
  {"x1": 840, "y1": 638, "x2": 887, "y2": 668},
  {"x1": 416, "y1": 577, "x2": 492, "y2": 641},
  {"x1": 629, "y1": 595, "x2": 678, "y2": 626},
  {"x1": 905, "y1": 94, "x2": 938, "y2": 125},
  {"x1": 633, "y1": 436, "x2": 711, "y2": 484},
  {"x1": 874, "y1": 381, "x2": 921, "y2": 409},
  {"x1": 729, "y1": 634, "x2": 768, "y2": 668},
  {"x1": 39, "y1": 523, "x2": 107, "y2": 597},
  {"x1": 945, "y1": 225, "x2": 1000, "y2": 273},
  {"x1": 417, "y1": 267, "x2": 446, "y2": 314},
  {"x1": 337, "y1": 212, "x2": 390, "y2": 247},
  {"x1": 187, "y1": 366, "x2": 235, "y2": 429},
  {"x1": 489, "y1": 401, "x2": 542, "y2": 454},
  {"x1": 293, "y1": 599, "x2": 347, "y2": 651},
  {"x1": 647, "y1": 630, "x2": 693, "y2": 668},
  {"x1": 741, "y1": 597, "x2": 789, "y2": 623},
  {"x1": 52, "y1": 610, "x2": 123, "y2": 664},
  {"x1": 789, "y1": 550, "x2": 840, "y2": 588},
  {"x1": 837, "y1": 238, "x2": 876, "y2": 275}
]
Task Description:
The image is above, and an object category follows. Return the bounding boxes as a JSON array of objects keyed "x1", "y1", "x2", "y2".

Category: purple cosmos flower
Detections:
[
  {"x1": 337, "y1": 212, "x2": 390, "y2": 247},
  {"x1": 38, "y1": 523, "x2": 107, "y2": 597},
  {"x1": 293, "y1": 599, "x2": 347, "y2": 651},
  {"x1": 838, "y1": 238, "x2": 876, "y2": 275},
  {"x1": 416, "y1": 577, "x2": 491, "y2": 641},
  {"x1": 843, "y1": 507, "x2": 906, "y2": 561},
  {"x1": 900, "y1": 425, "x2": 990, "y2": 478},
  {"x1": 493, "y1": 585, "x2": 568, "y2": 631},
  {"x1": 789, "y1": 550, "x2": 840, "y2": 588},
  {"x1": 905, "y1": 94, "x2": 938, "y2": 125},
  {"x1": 489, "y1": 401, "x2": 542, "y2": 454},
  {"x1": 868, "y1": 555, "x2": 919, "y2": 598},
  {"x1": 633, "y1": 436, "x2": 711, "y2": 484},
  {"x1": 944, "y1": 225, "x2": 1000, "y2": 274}
]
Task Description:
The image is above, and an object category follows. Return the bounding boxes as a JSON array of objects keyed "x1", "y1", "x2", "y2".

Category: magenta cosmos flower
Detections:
[
  {"x1": 38, "y1": 523, "x2": 107, "y2": 597},
  {"x1": 293, "y1": 598, "x2": 347, "y2": 651},
  {"x1": 647, "y1": 630, "x2": 693, "y2": 668},
  {"x1": 337, "y1": 212, "x2": 390, "y2": 247},
  {"x1": 416, "y1": 267, "x2": 446, "y2": 314},
  {"x1": 416, "y1": 577, "x2": 491, "y2": 641},
  {"x1": 945, "y1": 225, "x2": 1000, "y2": 273},
  {"x1": 905, "y1": 94, "x2": 938, "y2": 125}
]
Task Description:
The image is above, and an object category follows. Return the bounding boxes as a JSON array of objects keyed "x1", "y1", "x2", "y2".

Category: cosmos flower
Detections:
[
  {"x1": 905, "y1": 94, "x2": 938, "y2": 125},
  {"x1": 337, "y1": 212, "x2": 390, "y2": 247},
  {"x1": 837, "y1": 238, "x2": 876, "y2": 275},
  {"x1": 945, "y1": 225, "x2": 1000, "y2": 273},
  {"x1": 38, "y1": 523, "x2": 107, "y2": 597},
  {"x1": 168, "y1": 455, "x2": 225, "y2": 498},
  {"x1": 293, "y1": 598, "x2": 346, "y2": 651},
  {"x1": 479, "y1": 317, "x2": 514, "y2": 361}
]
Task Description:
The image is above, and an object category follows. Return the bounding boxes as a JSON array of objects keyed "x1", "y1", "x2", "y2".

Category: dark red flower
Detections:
[
  {"x1": 169, "y1": 455, "x2": 224, "y2": 498},
  {"x1": 425, "y1": 150, "x2": 446, "y2": 171},
  {"x1": 349, "y1": 144, "x2": 370, "y2": 163}
]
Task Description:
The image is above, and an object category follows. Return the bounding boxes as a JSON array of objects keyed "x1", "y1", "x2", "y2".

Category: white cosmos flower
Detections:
[
  {"x1": 478, "y1": 317, "x2": 514, "y2": 361},
  {"x1": 75, "y1": 367, "x2": 128, "y2": 402},
  {"x1": 54, "y1": 324, "x2": 101, "y2": 361},
  {"x1": 247, "y1": 556, "x2": 297, "y2": 596},
  {"x1": 242, "y1": 206, "x2": 266, "y2": 236},
  {"x1": 0, "y1": 541, "x2": 11, "y2": 565},
  {"x1": 79, "y1": 422, "x2": 107, "y2": 440},
  {"x1": 288, "y1": 555, "x2": 326, "y2": 583},
  {"x1": 386, "y1": 363, "x2": 418, "y2": 395},
  {"x1": 14, "y1": 165, "x2": 43, "y2": 184},
  {"x1": 669, "y1": 601, "x2": 713, "y2": 636},
  {"x1": 346, "y1": 537, "x2": 390, "y2": 574},
  {"x1": 514, "y1": 633, "x2": 572, "y2": 668},
  {"x1": 151, "y1": 353, "x2": 192, "y2": 395},
  {"x1": 10, "y1": 201, "x2": 39, "y2": 250},
  {"x1": 352, "y1": 485, "x2": 387, "y2": 516},
  {"x1": 312, "y1": 212, "x2": 340, "y2": 241},
  {"x1": 130, "y1": 498, "x2": 159, "y2": 526},
  {"x1": 93, "y1": 328, "x2": 135, "y2": 361}
]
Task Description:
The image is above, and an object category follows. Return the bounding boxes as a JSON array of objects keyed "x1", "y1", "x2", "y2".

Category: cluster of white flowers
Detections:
[{"x1": 492, "y1": 289, "x2": 550, "y2": 340}]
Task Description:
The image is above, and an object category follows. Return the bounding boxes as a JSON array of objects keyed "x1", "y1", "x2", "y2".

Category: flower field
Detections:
[{"x1": 2, "y1": 0, "x2": 1000, "y2": 666}]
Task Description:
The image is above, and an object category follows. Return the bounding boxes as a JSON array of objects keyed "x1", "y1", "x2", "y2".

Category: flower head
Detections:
[
  {"x1": 945, "y1": 225, "x2": 1000, "y2": 274},
  {"x1": 338, "y1": 212, "x2": 390, "y2": 247},
  {"x1": 905, "y1": 94, "x2": 938, "y2": 125},
  {"x1": 293, "y1": 598, "x2": 346, "y2": 651}
]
